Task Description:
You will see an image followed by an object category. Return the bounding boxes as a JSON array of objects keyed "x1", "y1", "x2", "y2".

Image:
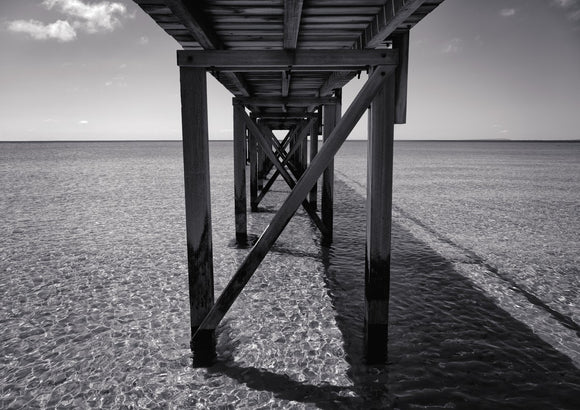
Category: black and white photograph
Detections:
[{"x1": 1, "y1": 0, "x2": 579, "y2": 408}]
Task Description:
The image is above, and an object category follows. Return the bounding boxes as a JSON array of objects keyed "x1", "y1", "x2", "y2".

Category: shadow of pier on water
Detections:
[{"x1": 205, "y1": 178, "x2": 580, "y2": 409}]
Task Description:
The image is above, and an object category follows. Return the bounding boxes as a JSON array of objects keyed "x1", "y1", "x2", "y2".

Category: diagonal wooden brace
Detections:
[
  {"x1": 237, "y1": 107, "x2": 328, "y2": 236},
  {"x1": 255, "y1": 118, "x2": 317, "y2": 206},
  {"x1": 257, "y1": 125, "x2": 289, "y2": 178},
  {"x1": 193, "y1": 65, "x2": 396, "y2": 341}
]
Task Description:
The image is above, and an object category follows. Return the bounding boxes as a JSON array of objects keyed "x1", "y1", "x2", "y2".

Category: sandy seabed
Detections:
[{"x1": 1, "y1": 142, "x2": 579, "y2": 409}]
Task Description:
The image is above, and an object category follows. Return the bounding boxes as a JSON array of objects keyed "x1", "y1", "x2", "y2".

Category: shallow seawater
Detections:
[{"x1": 1, "y1": 141, "x2": 579, "y2": 409}]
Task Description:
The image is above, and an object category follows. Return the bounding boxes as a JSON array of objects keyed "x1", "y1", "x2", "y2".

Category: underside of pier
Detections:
[{"x1": 133, "y1": 0, "x2": 445, "y2": 365}]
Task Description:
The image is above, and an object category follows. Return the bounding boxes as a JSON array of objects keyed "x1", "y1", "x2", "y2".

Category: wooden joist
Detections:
[
  {"x1": 165, "y1": 0, "x2": 250, "y2": 96},
  {"x1": 284, "y1": 0, "x2": 304, "y2": 49},
  {"x1": 355, "y1": 0, "x2": 426, "y2": 49}
]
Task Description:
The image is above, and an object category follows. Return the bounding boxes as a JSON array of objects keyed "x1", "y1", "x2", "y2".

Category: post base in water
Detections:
[
  {"x1": 191, "y1": 329, "x2": 216, "y2": 367},
  {"x1": 365, "y1": 323, "x2": 388, "y2": 364}
]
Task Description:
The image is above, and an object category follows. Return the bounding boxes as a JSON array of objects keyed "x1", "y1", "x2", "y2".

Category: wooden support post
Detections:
[
  {"x1": 301, "y1": 133, "x2": 308, "y2": 176},
  {"x1": 257, "y1": 143, "x2": 265, "y2": 190},
  {"x1": 179, "y1": 67, "x2": 215, "y2": 365},
  {"x1": 392, "y1": 30, "x2": 409, "y2": 124},
  {"x1": 365, "y1": 69, "x2": 395, "y2": 364},
  {"x1": 322, "y1": 90, "x2": 341, "y2": 243},
  {"x1": 249, "y1": 128, "x2": 258, "y2": 211},
  {"x1": 309, "y1": 115, "x2": 319, "y2": 208},
  {"x1": 191, "y1": 66, "x2": 395, "y2": 339},
  {"x1": 233, "y1": 100, "x2": 247, "y2": 244}
]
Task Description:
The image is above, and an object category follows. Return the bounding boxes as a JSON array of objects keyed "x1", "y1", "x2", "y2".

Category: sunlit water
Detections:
[{"x1": 1, "y1": 141, "x2": 579, "y2": 408}]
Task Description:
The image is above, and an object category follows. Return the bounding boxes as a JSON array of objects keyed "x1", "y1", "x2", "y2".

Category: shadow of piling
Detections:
[
  {"x1": 206, "y1": 178, "x2": 580, "y2": 409},
  {"x1": 319, "y1": 179, "x2": 580, "y2": 409}
]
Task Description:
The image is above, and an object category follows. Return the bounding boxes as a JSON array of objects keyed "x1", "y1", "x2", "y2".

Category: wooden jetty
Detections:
[{"x1": 133, "y1": 0, "x2": 445, "y2": 365}]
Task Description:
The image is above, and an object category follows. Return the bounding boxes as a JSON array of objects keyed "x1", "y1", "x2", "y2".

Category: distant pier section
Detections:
[{"x1": 133, "y1": 0, "x2": 445, "y2": 365}]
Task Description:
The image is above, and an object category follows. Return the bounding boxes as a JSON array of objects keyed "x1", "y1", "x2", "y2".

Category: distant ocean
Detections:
[{"x1": 1, "y1": 140, "x2": 579, "y2": 408}]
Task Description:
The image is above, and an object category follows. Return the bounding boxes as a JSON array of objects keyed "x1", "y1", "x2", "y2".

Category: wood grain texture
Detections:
[
  {"x1": 284, "y1": 0, "x2": 304, "y2": 49},
  {"x1": 179, "y1": 67, "x2": 216, "y2": 364},
  {"x1": 365, "y1": 69, "x2": 395, "y2": 364}
]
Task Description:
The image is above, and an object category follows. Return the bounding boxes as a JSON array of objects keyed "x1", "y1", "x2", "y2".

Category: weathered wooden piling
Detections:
[
  {"x1": 308, "y1": 113, "x2": 319, "y2": 208},
  {"x1": 365, "y1": 69, "x2": 396, "y2": 364},
  {"x1": 179, "y1": 67, "x2": 215, "y2": 365},
  {"x1": 248, "y1": 130, "x2": 258, "y2": 212},
  {"x1": 233, "y1": 99, "x2": 247, "y2": 244},
  {"x1": 322, "y1": 95, "x2": 339, "y2": 244}
]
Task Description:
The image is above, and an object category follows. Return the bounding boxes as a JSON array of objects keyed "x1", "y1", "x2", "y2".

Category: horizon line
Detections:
[{"x1": 1, "y1": 139, "x2": 579, "y2": 143}]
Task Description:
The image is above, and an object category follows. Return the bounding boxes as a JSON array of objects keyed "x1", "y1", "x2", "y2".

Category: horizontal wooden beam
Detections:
[
  {"x1": 251, "y1": 112, "x2": 318, "y2": 120},
  {"x1": 177, "y1": 49, "x2": 398, "y2": 70},
  {"x1": 236, "y1": 96, "x2": 337, "y2": 107}
]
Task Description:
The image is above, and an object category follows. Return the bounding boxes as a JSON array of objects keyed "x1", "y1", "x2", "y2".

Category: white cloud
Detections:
[
  {"x1": 552, "y1": 0, "x2": 577, "y2": 8},
  {"x1": 568, "y1": 9, "x2": 580, "y2": 20},
  {"x1": 79, "y1": 120, "x2": 89, "y2": 125},
  {"x1": 8, "y1": 19, "x2": 76, "y2": 42},
  {"x1": 551, "y1": 0, "x2": 580, "y2": 23},
  {"x1": 138, "y1": 36, "x2": 149, "y2": 45},
  {"x1": 442, "y1": 38, "x2": 463, "y2": 54},
  {"x1": 43, "y1": 0, "x2": 128, "y2": 33},
  {"x1": 8, "y1": 0, "x2": 129, "y2": 42},
  {"x1": 500, "y1": 8, "x2": 516, "y2": 17}
]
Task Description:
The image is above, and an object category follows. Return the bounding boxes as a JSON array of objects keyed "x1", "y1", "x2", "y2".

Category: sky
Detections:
[{"x1": 0, "y1": 0, "x2": 579, "y2": 141}]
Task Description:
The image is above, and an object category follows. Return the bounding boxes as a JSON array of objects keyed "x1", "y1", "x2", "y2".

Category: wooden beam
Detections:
[
  {"x1": 191, "y1": 65, "x2": 396, "y2": 339},
  {"x1": 165, "y1": 0, "x2": 250, "y2": 96},
  {"x1": 392, "y1": 30, "x2": 409, "y2": 124},
  {"x1": 238, "y1": 96, "x2": 337, "y2": 107},
  {"x1": 221, "y1": 72, "x2": 251, "y2": 97},
  {"x1": 319, "y1": 71, "x2": 358, "y2": 97},
  {"x1": 281, "y1": 118, "x2": 316, "y2": 169},
  {"x1": 233, "y1": 100, "x2": 247, "y2": 244},
  {"x1": 355, "y1": 0, "x2": 426, "y2": 49},
  {"x1": 248, "y1": 128, "x2": 258, "y2": 212},
  {"x1": 165, "y1": 0, "x2": 222, "y2": 49},
  {"x1": 179, "y1": 67, "x2": 215, "y2": 365},
  {"x1": 253, "y1": 112, "x2": 317, "y2": 120},
  {"x1": 239, "y1": 108, "x2": 327, "y2": 236},
  {"x1": 321, "y1": 91, "x2": 339, "y2": 244},
  {"x1": 282, "y1": 71, "x2": 290, "y2": 97},
  {"x1": 309, "y1": 117, "x2": 319, "y2": 208},
  {"x1": 284, "y1": 0, "x2": 304, "y2": 49},
  {"x1": 365, "y1": 69, "x2": 395, "y2": 364},
  {"x1": 177, "y1": 49, "x2": 398, "y2": 70},
  {"x1": 256, "y1": 169, "x2": 280, "y2": 206}
]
